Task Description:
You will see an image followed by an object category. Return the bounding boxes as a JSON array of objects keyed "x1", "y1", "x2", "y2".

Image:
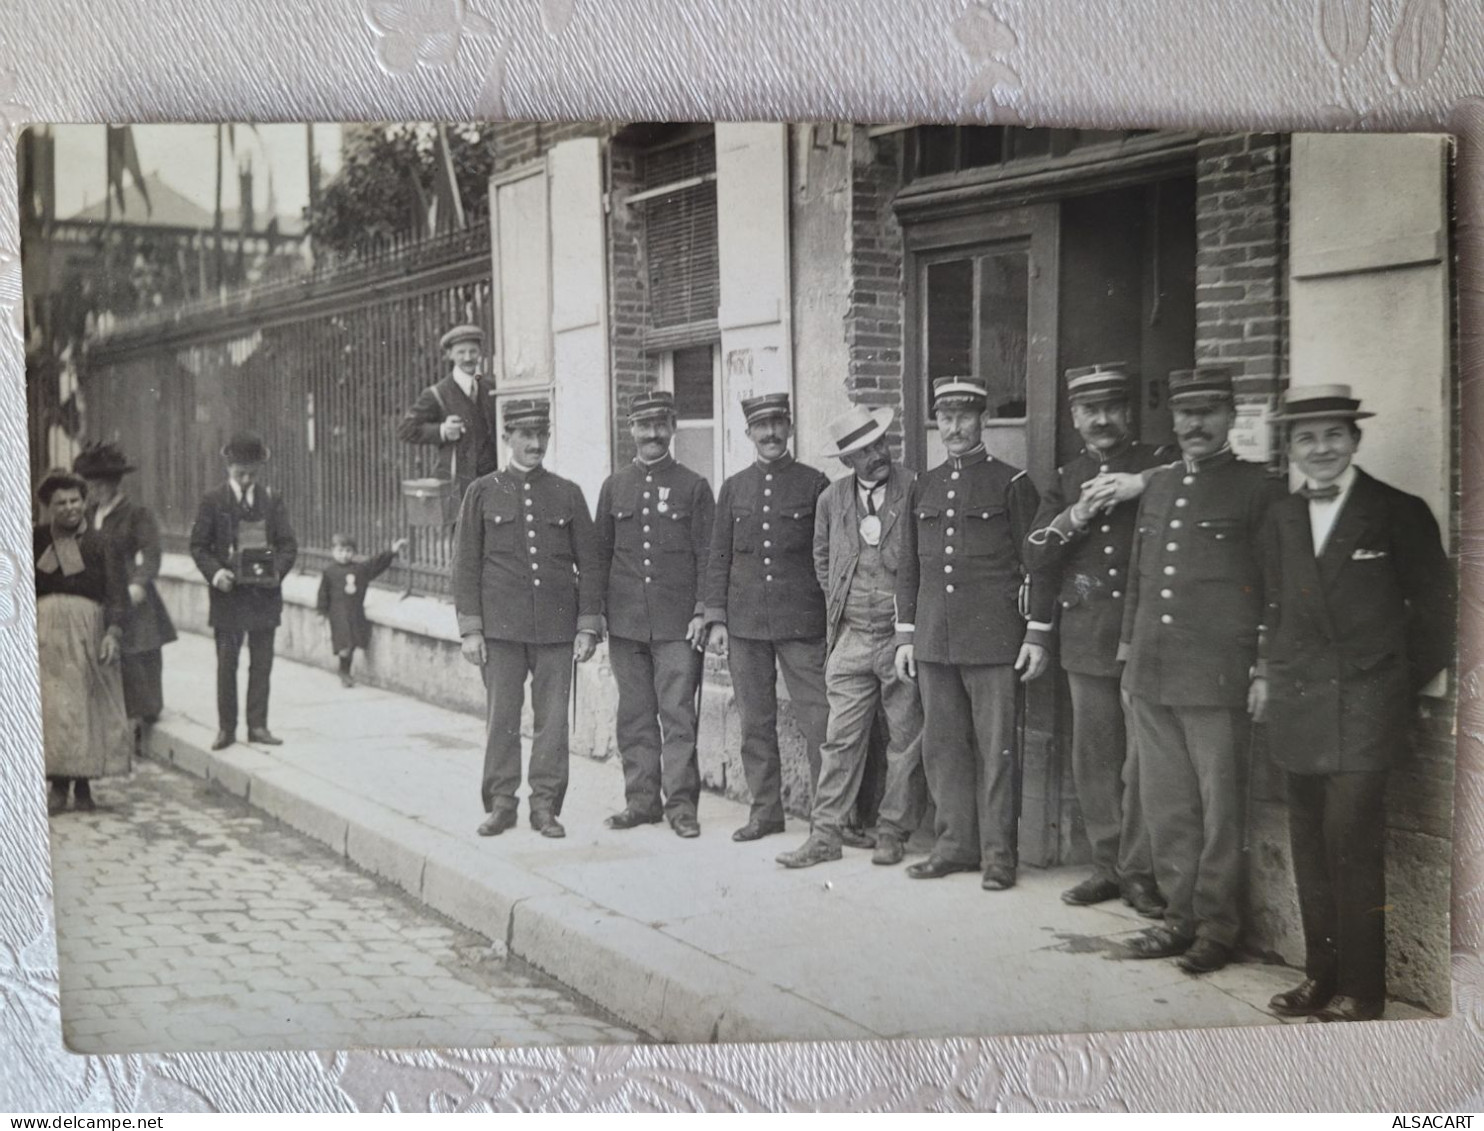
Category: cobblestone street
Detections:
[{"x1": 49, "y1": 761, "x2": 644, "y2": 1054}]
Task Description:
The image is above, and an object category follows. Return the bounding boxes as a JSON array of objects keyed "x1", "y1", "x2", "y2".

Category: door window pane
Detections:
[
  {"x1": 671, "y1": 344, "x2": 714, "y2": 420},
  {"x1": 925, "y1": 259, "x2": 974, "y2": 379},
  {"x1": 978, "y1": 251, "x2": 1029, "y2": 418}
]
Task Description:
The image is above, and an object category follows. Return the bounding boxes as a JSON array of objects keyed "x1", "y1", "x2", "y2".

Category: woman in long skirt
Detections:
[{"x1": 35, "y1": 469, "x2": 133, "y2": 815}]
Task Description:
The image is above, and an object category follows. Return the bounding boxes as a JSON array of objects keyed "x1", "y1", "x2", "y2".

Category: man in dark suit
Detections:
[
  {"x1": 189, "y1": 432, "x2": 299, "y2": 751},
  {"x1": 594, "y1": 390, "x2": 715, "y2": 839},
  {"x1": 397, "y1": 323, "x2": 501, "y2": 499},
  {"x1": 894, "y1": 376, "x2": 1054, "y2": 892},
  {"x1": 453, "y1": 399, "x2": 603, "y2": 840},
  {"x1": 704, "y1": 392, "x2": 831, "y2": 843},
  {"x1": 775, "y1": 404, "x2": 925, "y2": 870},
  {"x1": 1258, "y1": 384, "x2": 1452, "y2": 1023},
  {"x1": 1119, "y1": 366, "x2": 1285, "y2": 974},
  {"x1": 1025, "y1": 364, "x2": 1167, "y2": 917}
]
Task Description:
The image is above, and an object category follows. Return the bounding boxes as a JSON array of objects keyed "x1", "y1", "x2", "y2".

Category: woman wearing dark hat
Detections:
[
  {"x1": 34, "y1": 468, "x2": 133, "y2": 815},
  {"x1": 74, "y1": 441, "x2": 177, "y2": 741}
]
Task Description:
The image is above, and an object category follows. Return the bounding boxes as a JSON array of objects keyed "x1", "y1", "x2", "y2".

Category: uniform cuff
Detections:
[
  {"x1": 457, "y1": 615, "x2": 484, "y2": 638},
  {"x1": 577, "y1": 615, "x2": 604, "y2": 637},
  {"x1": 1116, "y1": 642, "x2": 1131, "y2": 663},
  {"x1": 1026, "y1": 620, "x2": 1054, "y2": 633},
  {"x1": 703, "y1": 606, "x2": 728, "y2": 626},
  {"x1": 894, "y1": 625, "x2": 915, "y2": 649},
  {"x1": 1023, "y1": 626, "x2": 1052, "y2": 649}
]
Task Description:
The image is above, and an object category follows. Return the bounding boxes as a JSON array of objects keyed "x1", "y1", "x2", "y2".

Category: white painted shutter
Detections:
[
  {"x1": 547, "y1": 136, "x2": 611, "y2": 513},
  {"x1": 715, "y1": 123, "x2": 792, "y2": 478},
  {"x1": 1289, "y1": 133, "x2": 1451, "y2": 525},
  {"x1": 489, "y1": 165, "x2": 552, "y2": 390}
]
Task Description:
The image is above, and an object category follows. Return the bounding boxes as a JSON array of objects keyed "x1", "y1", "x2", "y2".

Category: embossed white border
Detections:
[{"x1": 3, "y1": 0, "x2": 1483, "y2": 1112}]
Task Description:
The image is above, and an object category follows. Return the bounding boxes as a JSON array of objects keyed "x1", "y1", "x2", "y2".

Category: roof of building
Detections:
[{"x1": 66, "y1": 171, "x2": 304, "y2": 236}]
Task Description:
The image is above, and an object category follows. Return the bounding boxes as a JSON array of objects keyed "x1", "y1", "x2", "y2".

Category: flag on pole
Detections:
[
  {"x1": 105, "y1": 126, "x2": 151, "y2": 217},
  {"x1": 431, "y1": 124, "x2": 465, "y2": 234}
]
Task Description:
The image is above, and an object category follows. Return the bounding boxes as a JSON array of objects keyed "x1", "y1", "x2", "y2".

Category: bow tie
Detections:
[{"x1": 1299, "y1": 483, "x2": 1341, "y2": 502}]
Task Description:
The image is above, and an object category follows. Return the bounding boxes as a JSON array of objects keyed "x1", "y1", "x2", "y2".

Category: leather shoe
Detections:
[
  {"x1": 247, "y1": 728, "x2": 284, "y2": 746},
  {"x1": 670, "y1": 813, "x2": 701, "y2": 839},
  {"x1": 1123, "y1": 926, "x2": 1194, "y2": 959},
  {"x1": 1121, "y1": 881, "x2": 1167, "y2": 919},
  {"x1": 605, "y1": 807, "x2": 663, "y2": 830},
  {"x1": 1269, "y1": 978, "x2": 1336, "y2": 1017},
  {"x1": 872, "y1": 833, "x2": 905, "y2": 866},
  {"x1": 1310, "y1": 995, "x2": 1385, "y2": 1023},
  {"x1": 776, "y1": 835, "x2": 843, "y2": 869},
  {"x1": 732, "y1": 820, "x2": 785, "y2": 843},
  {"x1": 47, "y1": 783, "x2": 67, "y2": 816},
  {"x1": 1176, "y1": 938, "x2": 1231, "y2": 975},
  {"x1": 1062, "y1": 876, "x2": 1121, "y2": 906},
  {"x1": 906, "y1": 856, "x2": 979, "y2": 880},
  {"x1": 476, "y1": 810, "x2": 517, "y2": 837},
  {"x1": 839, "y1": 825, "x2": 875, "y2": 850},
  {"x1": 72, "y1": 780, "x2": 95, "y2": 812},
  {"x1": 982, "y1": 864, "x2": 1016, "y2": 891},
  {"x1": 531, "y1": 812, "x2": 566, "y2": 839},
  {"x1": 211, "y1": 730, "x2": 235, "y2": 751}
]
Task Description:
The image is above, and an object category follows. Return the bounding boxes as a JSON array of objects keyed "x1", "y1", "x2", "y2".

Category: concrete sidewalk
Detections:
[{"x1": 144, "y1": 631, "x2": 1423, "y2": 1045}]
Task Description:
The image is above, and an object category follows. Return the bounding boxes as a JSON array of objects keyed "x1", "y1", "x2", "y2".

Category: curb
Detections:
[{"x1": 144, "y1": 717, "x2": 878, "y2": 1045}]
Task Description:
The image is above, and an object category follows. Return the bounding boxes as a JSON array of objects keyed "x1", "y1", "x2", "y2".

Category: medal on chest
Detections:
[{"x1": 657, "y1": 485, "x2": 671, "y2": 514}]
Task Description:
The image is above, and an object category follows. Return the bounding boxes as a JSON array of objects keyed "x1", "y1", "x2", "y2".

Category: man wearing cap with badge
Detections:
[
  {"x1": 1257, "y1": 385, "x2": 1451, "y2": 1023},
  {"x1": 775, "y1": 403, "x2": 926, "y2": 869},
  {"x1": 1118, "y1": 366, "x2": 1286, "y2": 974},
  {"x1": 893, "y1": 375, "x2": 1054, "y2": 892},
  {"x1": 1025, "y1": 363, "x2": 1168, "y2": 917},
  {"x1": 398, "y1": 323, "x2": 500, "y2": 499},
  {"x1": 189, "y1": 431, "x2": 299, "y2": 751},
  {"x1": 705, "y1": 392, "x2": 831, "y2": 843},
  {"x1": 594, "y1": 390, "x2": 716, "y2": 839},
  {"x1": 453, "y1": 398, "x2": 603, "y2": 841}
]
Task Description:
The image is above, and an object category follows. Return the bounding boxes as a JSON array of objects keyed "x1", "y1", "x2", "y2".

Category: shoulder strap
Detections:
[{"x1": 429, "y1": 383, "x2": 447, "y2": 415}]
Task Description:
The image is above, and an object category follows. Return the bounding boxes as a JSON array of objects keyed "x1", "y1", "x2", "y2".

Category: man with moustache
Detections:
[
  {"x1": 894, "y1": 376, "x2": 1054, "y2": 892},
  {"x1": 1025, "y1": 364, "x2": 1167, "y2": 917},
  {"x1": 594, "y1": 391, "x2": 715, "y2": 839},
  {"x1": 1258, "y1": 385, "x2": 1451, "y2": 1022},
  {"x1": 1118, "y1": 366, "x2": 1285, "y2": 974},
  {"x1": 775, "y1": 404, "x2": 926, "y2": 869},
  {"x1": 705, "y1": 392, "x2": 831, "y2": 842},
  {"x1": 399, "y1": 323, "x2": 501, "y2": 499},
  {"x1": 454, "y1": 399, "x2": 603, "y2": 840}
]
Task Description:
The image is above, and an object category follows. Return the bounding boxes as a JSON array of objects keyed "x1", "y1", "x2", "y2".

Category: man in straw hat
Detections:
[
  {"x1": 398, "y1": 322, "x2": 500, "y2": 499},
  {"x1": 776, "y1": 403, "x2": 926, "y2": 869},
  {"x1": 893, "y1": 375, "x2": 1054, "y2": 892},
  {"x1": 704, "y1": 392, "x2": 831, "y2": 843},
  {"x1": 593, "y1": 391, "x2": 715, "y2": 839},
  {"x1": 189, "y1": 431, "x2": 299, "y2": 751},
  {"x1": 1025, "y1": 364, "x2": 1167, "y2": 918},
  {"x1": 1258, "y1": 384, "x2": 1451, "y2": 1022},
  {"x1": 454, "y1": 398, "x2": 603, "y2": 841},
  {"x1": 1117, "y1": 366, "x2": 1285, "y2": 974}
]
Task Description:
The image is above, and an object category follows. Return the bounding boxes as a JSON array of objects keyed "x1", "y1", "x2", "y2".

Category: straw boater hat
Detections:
[
  {"x1": 628, "y1": 390, "x2": 677, "y2": 423},
  {"x1": 1167, "y1": 366, "x2": 1235, "y2": 407},
  {"x1": 931, "y1": 375, "x2": 988, "y2": 412},
  {"x1": 741, "y1": 392, "x2": 792, "y2": 425},
  {"x1": 826, "y1": 403, "x2": 894, "y2": 457},
  {"x1": 1271, "y1": 383, "x2": 1374, "y2": 422},
  {"x1": 1065, "y1": 363, "x2": 1133, "y2": 405},
  {"x1": 439, "y1": 324, "x2": 485, "y2": 351},
  {"x1": 73, "y1": 440, "x2": 137, "y2": 479},
  {"x1": 503, "y1": 399, "x2": 551, "y2": 430},
  {"x1": 220, "y1": 432, "x2": 271, "y2": 464}
]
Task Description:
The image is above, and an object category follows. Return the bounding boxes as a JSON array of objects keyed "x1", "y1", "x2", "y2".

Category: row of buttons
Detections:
[{"x1": 1153, "y1": 475, "x2": 1196, "y2": 624}]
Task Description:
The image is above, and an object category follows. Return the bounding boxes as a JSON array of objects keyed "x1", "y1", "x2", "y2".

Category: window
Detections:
[
  {"x1": 642, "y1": 137, "x2": 719, "y2": 331},
  {"x1": 923, "y1": 249, "x2": 1029, "y2": 420},
  {"x1": 911, "y1": 127, "x2": 1153, "y2": 180},
  {"x1": 653, "y1": 344, "x2": 720, "y2": 490}
]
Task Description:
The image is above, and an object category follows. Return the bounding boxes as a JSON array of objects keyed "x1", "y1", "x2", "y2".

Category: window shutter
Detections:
[
  {"x1": 645, "y1": 141, "x2": 719, "y2": 330},
  {"x1": 489, "y1": 165, "x2": 552, "y2": 389}
]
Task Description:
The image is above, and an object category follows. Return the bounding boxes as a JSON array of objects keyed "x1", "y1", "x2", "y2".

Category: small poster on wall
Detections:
[{"x1": 1230, "y1": 397, "x2": 1274, "y2": 464}]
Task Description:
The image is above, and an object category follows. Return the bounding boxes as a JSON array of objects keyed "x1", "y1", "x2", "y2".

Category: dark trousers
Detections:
[
  {"x1": 481, "y1": 639, "x2": 571, "y2": 817},
  {"x1": 1066, "y1": 671, "x2": 1153, "y2": 887},
  {"x1": 727, "y1": 635, "x2": 829, "y2": 827},
  {"x1": 121, "y1": 649, "x2": 164, "y2": 723},
  {"x1": 215, "y1": 628, "x2": 275, "y2": 732},
  {"x1": 918, "y1": 661, "x2": 1018, "y2": 871},
  {"x1": 1286, "y1": 770, "x2": 1389, "y2": 1001},
  {"x1": 1129, "y1": 695, "x2": 1247, "y2": 947},
  {"x1": 608, "y1": 636, "x2": 703, "y2": 819}
]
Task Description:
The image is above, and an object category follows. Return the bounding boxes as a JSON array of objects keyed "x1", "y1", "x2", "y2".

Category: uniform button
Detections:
[
  {"x1": 945, "y1": 545, "x2": 954, "y2": 554},
  {"x1": 1109, "y1": 568, "x2": 1119, "y2": 577},
  {"x1": 766, "y1": 575, "x2": 774, "y2": 582},
  {"x1": 526, "y1": 514, "x2": 534, "y2": 523},
  {"x1": 1170, "y1": 519, "x2": 1182, "y2": 529},
  {"x1": 1160, "y1": 588, "x2": 1173, "y2": 599},
  {"x1": 1112, "y1": 590, "x2": 1122, "y2": 599},
  {"x1": 529, "y1": 546, "x2": 537, "y2": 554},
  {"x1": 762, "y1": 522, "x2": 771, "y2": 530},
  {"x1": 644, "y1": 577, "x2": 652, "y2": 584},
  {"x1": 764, "y1": 558, "x2": 772, "y2": 566},
  {"x1": 763, "y1": 505, "x2": 771, "y2": 513},
  {"x1": 524, "y1": 483, "x2": 531, "y2": 492},
  {"x1": 765, "y1": 474, "x2": 773, "y2": 481},
  {"x1": 527, "y1": 530, "x2": 536, "y2": 539},
  {"x1": 524, "y1": 499, "x2": 533, "y2": 507},
  {"x1": 1166, "y1": 542, "x2": 1179, "y2": 552},
  {"x1": 1164, "y1": 565, "x2": 1176, "y2": 576},
  {"x1": 1160, "y1": 613, "x2": 1173, "y2": 624},
  {"x1": 946, "y1": 509, "x2": 956, "y2": 518},
  {"x1": 1182, "y1": 476, "x2": 1194, "y2": 485},
  {"x1": 946, "y1": 527, "x2": 955, "y2": 537},
  {"x1": 533, "y1": 578, "x2": 541, "y2": 587},
  {"x1": 946, "y1": 584, "x2": 956, "y2": 593},
  {"x1": 944, "y1": 564, "x2": 953, "y2": 574},
  {"x1": 764, "y1": 489, "x2": 772, "y2": 497},
  {"x1": 643, "y1": 491, "x2": 651, "y2": 499},
  {"x1": 763, "y1": 540, "x2": 772, "y2": 548},
  {"x1": 1175, "y1": 498, "x2": 1188, "y2": 508},
  {"x1": 645, "y1": 475, "x2": 653, "y2": 482},
  {"x1": 643, "y1": 508, "x2": 650, "y2": 515},
  {"x1": 643, "y1": 542, "x2": 651, "y2": 550},
  {"x1": 947, "y1": 490, "x2": 956, "y2": 499},
  {"x1": 950, "y1": 471, "x2": 960, "y2": 480},
  {"x1": 643, "y1": 525, "x2": 651, "y2": 533},
  {"x1": 1062, "y1": 600, "x2": 1072, "y2": 609},
  {"x1": 530, "y1": 562, "x2": 538, "y2": 571},
  {"x1": 1100, "y1": 525, "x2": 1111, "y2": 534}
]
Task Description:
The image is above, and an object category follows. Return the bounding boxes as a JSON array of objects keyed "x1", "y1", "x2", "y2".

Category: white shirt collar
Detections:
[
  {"x1": 451, "y1": 366, "x2": 477, "y2": 400},
  {"x1": 92, "y1": 492, "x2": 125, "y2": 530},
  {"x1": 228, "y1": 479, "x2": 256, "y2": 509}
]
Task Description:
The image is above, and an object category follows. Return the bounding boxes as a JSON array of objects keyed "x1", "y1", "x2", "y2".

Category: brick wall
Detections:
[
  {"x1": 606, "y1": 142, "x2": 650, "y2": 467},
  {"x1": 846, "y1": 129, "x2": 909, "y2": 451}
]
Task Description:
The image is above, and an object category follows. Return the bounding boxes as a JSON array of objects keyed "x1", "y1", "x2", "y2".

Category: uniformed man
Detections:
[
  {"x1": 775, "y1": 403, "x2": 926, "y2": 869},
  {"x1": 594, "y1": 390, "x2": 716, "y2": 839},
  {"x1": 893, "y1": 375, "x2": 1054, "y2": 891},
  {"x1": 1025, "y1": 363, "x2": 1167, "y2": 917},
  {"x1": 704, "y1": 392, "x2": 831, "y2": 843},
  {"x1": 1118, "y1": 366, "x2": 1285, "y2": 974},
  {"x1": 453, "y1": 399, "x2": 603, "y2": 840},
  {"x1": 398, "y1": 323, "x2": 501, "y2": 499},
  {"x1": 1259, "y1": 385, "x2": 1452, "y2": 1022}
]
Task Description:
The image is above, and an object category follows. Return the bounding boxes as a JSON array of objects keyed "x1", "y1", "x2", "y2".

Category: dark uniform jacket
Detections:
[
  {"x1": 90, "y1": 496, "x2": 177, "y2": 656},
  {"x1": 813, "y1": 466, "x2": 915, "y2": 650},
  {"x1": 397, "y1": 373, "x2": 501, "y2": 493},
  {"x1": 189, "y1": 484, "x2": 299, "y2": 633},
  {"x1": 1260, "y1": 469, "x2": 1453, "y2": 774},
  {"x1": 595, "y1": 454, "x2": 715, "y2": 643},
  {"x1": 1025, "y1": 442, "x2": 1169, "y2": 678},
  {"x1": 34, "y1": 525, "x2": 127, "y2": 633},
  {"x1": 453, "y1": 464, "x2": 603, "y2": 645},
  {"x1": 704, "y1": 453, "x2": 829, "y2": 641},
  {"x1": 894, "y1": 447, "x2": 1054, "y2": 666},
  {"x1": 1120, "y1": 447, "x2": 1284, "y2": 707},
  {"x1": 316, "y1": 550, "x2": 397, "y2": 653}
]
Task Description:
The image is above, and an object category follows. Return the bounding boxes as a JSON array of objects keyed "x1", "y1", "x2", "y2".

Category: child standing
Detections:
[{"x1": 316, "y1": 534, "x2": 409, "y2": 687}]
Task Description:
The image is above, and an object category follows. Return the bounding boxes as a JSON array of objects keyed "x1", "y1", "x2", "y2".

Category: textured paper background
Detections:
[{"x1": 3, "y1": 0, "x2": 1484, "y2": 1111}]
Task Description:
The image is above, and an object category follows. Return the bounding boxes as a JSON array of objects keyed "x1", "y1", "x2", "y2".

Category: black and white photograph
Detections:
[{"x1": 19, "y1": 121, "x2": 1458, "y2": 1054}]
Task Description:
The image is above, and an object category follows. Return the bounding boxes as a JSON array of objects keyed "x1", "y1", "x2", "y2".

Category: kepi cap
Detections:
[
  {"x1": 1066, "y1": 362, "x2": 1133, "y2": 405},
  {"x1": 1167, "y1": 366, "x2": 1235, "y2": 407},
  {"x1": 503, "y1": 399, "x2": 551, "y2": 430},
  {"x1": 741, "y1": 392, "x2": 791, "y2": 426},
  {"x1": 628, "y1": 390, "x2": 677, "y2": 423},
  {"x1": 931, "y1": 375, "x2": 988, "y2": 412}
]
